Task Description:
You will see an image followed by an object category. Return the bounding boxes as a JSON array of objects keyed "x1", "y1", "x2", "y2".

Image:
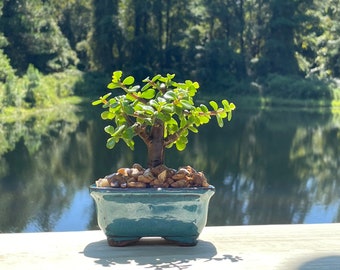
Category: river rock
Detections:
[{"x1": 95, "y1": 164, "x2": 211, "y2": 188}]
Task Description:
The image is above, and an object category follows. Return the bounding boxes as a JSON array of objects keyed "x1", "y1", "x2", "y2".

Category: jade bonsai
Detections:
[
  {"x1": 90, "y1": 71, "x2": 236, "y2": 246},
  {"x1": 92, "y1": 71, "x2": 235, "y2": 189}
]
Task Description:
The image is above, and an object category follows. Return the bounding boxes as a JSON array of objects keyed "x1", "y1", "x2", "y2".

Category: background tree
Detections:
[
  {"x1": 296, "y1": 0, "x2": 340, "y2": 79},
  {"x1": 88, "y1": 0, "x2": 122, "y2": 71},
  {"x1": 47, "y1": 0, "x2": 92, "y2": 70},
  {"x1": 1, "y1": 0, "x2": 78, "y2": 73},
  {"x1": 257, "y1": 0, "x2": 303, "y2": 76},
  {"x1": 1, "y1": 0, "x2": 340, "y2": 100}
]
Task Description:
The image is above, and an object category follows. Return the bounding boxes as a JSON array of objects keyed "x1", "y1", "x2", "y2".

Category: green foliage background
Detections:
[{"x1": 1, "y1": 0, "x2": 340, "y2": 112}]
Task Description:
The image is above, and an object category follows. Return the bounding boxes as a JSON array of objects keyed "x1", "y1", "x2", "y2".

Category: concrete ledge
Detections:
[{"x1": 1, "y1": 224, "x2": 340, "y2": 269}]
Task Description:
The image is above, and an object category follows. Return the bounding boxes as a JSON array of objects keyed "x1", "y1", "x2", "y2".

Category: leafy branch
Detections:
[{"x1": 92, "y1": 71, "x2": 236, "y2": 153}]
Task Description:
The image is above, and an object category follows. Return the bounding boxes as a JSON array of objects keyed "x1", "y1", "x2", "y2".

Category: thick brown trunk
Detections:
[{"x1": 147, "y1": 119, "x2": 165, "y2": 168}]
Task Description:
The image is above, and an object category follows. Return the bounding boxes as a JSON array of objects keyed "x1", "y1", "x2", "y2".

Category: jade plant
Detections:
[{"x1": 92, "y1": 71, "x2": 235, "y2": 188}]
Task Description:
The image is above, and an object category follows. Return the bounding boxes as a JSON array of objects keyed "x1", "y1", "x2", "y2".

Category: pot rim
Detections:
[{"x1": 89, "y1": 184, "x2": 215, "y2": 194}]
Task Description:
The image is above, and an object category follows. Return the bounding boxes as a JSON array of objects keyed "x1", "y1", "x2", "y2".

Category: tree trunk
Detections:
[{"x1": 147, "y1": 119, "x2": 165, "y2": 168}]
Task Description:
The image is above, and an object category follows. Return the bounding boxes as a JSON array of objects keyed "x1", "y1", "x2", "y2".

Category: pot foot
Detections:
[
  {"x1": 163, "y1": 236, "x2": 198, "y2": 246},
  {"x1": 107, "y1": 236, "x2": 141, "y2": 247}
]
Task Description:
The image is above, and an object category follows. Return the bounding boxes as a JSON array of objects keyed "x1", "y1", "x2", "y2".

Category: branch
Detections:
[
  {"x1": 133, "y1": 123, "x2": 151, "y2": 146},
  {"x1": 118, "y1": 82, "x2": 148, "y2": 104},
  {"x1": 164, "y1": 133, "x2": 180, "y2": 147},
  {"x1": 143, "y1": 79, "x2": 167, "y2": 94}
]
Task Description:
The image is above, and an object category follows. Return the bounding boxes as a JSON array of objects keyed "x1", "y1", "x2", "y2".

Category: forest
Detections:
[{"x1": 1, "y1": 0, "x2": 340, "y2": 111}]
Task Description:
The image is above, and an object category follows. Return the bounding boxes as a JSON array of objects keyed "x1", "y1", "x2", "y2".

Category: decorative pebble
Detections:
[
  {"x1": 157, "y1": 170, "x2": 167, "y2": 182},
  {"x1": 127, "y1": 181, "x2": 147, "y2": 188},
  {"x1": 96, "y1": 178, "x2": 110, "y2": 187},
  {"x1": 95, "y1": 164, "x2": 211, "y2": 188}
]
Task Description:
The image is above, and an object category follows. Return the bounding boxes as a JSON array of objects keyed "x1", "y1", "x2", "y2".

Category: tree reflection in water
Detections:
[{"x1": 0, "y1": 107, "x2": 340, "y2": 232}]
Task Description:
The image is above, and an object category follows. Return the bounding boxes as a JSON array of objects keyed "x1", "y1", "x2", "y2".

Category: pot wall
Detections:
[{"x1": 89, "y1": 185, "x2": 215, "y2": 246}]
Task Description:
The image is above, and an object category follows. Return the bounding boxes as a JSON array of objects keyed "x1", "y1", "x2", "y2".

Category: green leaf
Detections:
[
  {"x1": 106, "y1": 137, "x2": 116, "y2": 149},
  {"x1": 102, "y1": 93, "x2": 112, "y2": 99},
  {"x1": 141, "y1": 83, "x2": 151, "y2": 92},
  {"x1": 112, "y1": 71, "x2": 122, "y2": 83},
  {"x1": 228, "y1": 111, "x2": 233, "y2": 121},
  {"x1": 209, "y1": 100, "x2": 218, "y2": 111},
  {"x1": 123, "y1": 76, "x2": 135, "y2": 85},
  {"x1": 150, "y1": 99, "x2": 159, "y2": 109},
  {"x1": 216, "y1": 114, "x2": 224, "y2": 128},
  {"x1": 179, "y1": 116, "x2": 187, "y2": 128},
  {"x1": 151, "y1": 74, "x2": 161, "y2": 82},
  {"x1": 122, "y1": 103, "x2": 134, "y2": 115},
  {"x1": 123, "y1": 138, "x2": 135, "y2": 150},
  {"x1": 95, "y1": 93, "x2": 112, "y2": 104},
  {"x1": 161, "y1": 104, "x2": 174, "y2": 113},
  {"x1": 140, "y1": 105, "x2": 155, "y2": 114},
  {"x1": 127, "y1": 85, "x2": 140, "y2": 92},
  {"x1": 157, "y1": 97, "x2": 166, "y2": 104},
  {"x1": 126, "y1": 93, "x2": 137, "y2": 101},
  {"x1": 219, "y1": 111, "x2": 227, "y2": 118},
  {"x1": 113, "y1": 125, "x2": 126, "y2": 136},
  {"x1": 199, "y1": 115, "x2": 210, "y2": 124},
  {"x1": 167, "y1": 117, "x2": 178, "y2": 127},
  {"x1": 175, "y1": 136, "x2": 188, "y2": 151},
  {"x1": 222, "y1": 99, "x2": 230, "y2": 110},
  {"x1": 163, "y1": 91, "x2": 176, "y2": 101},
  {"x1": 109, "y1": 99, "x2": 120, "y2": 107},
  {"x1": 122, "y1": 127, "x2": 135, "y2": 140},
  {"x1": 102, "y1": 101, "x2": 110, "y2": 108},
  {"x1": 107, "y1": 82, "x2": 120, "y2": 89},
  {"x1": 194, "y1": 115, "x2": 201, "y2": 125},
  {"x1": 104, "y1": 125, "x2": 115, "y2": 135},
  {"x1": 158, "y1": 76, "x2": 168, "y2": 83},
  {"x1": 199, "y1": 104, "x2": 209, "y2": 113},
  {"x1": 174, "y1": 105, "x2": 183, "y2": 116},
  {"x1": 188, "y1": 126, "x2": 199, "y2": 133},
  {"x1": 142, "y1": 76, "x2": 150, "y2": 83},
  {"x1": 167, "y1": 73, "x2": 175, "y2": 80},
  {"x1": 141, "y1": 89, "x2": 156, "y2": 99},
  {"x1": 92, "y1": 99, "x2": 102, "y2": 106},
  {"x1": 180, "y1": 100, "x2": 194, "y2": 110},
  {"x1": 156, "y1": 112, "x2": 171, "y2": 122},
  {"x1": 101, "y1": 111, "x2": 114, "y2": 120},
  {"x1": 188, "y1": 85, "x2": 197, "y2": 96}
]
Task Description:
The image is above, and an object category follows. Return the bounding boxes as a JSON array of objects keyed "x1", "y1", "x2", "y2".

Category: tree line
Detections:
[{"x1": 1, "y1": 0, "x2": 340, "y2": 102}]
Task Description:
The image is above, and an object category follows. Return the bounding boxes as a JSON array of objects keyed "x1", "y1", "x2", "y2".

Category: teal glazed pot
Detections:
[{"x1": 89, "y1": 185, "x2": 215, "y2": 246}]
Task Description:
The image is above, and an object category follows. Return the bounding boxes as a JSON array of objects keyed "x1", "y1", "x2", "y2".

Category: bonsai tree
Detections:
[{"x1": 92, "y1": 71, "x2": 235, "y2": 188}]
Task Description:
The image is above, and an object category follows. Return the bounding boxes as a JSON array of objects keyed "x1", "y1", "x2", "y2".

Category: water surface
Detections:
[{"x1": 1, "y1": 106, "x2": 340, "y2": 232}]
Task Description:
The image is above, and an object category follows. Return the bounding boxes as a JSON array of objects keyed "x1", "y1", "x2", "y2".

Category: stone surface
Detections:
[
  {"x1": 96, "y1": 164, "x2": 209, "y2": 188},
  {"x1": 1, "y1": 224, "x2": 340, "y2": 269}
]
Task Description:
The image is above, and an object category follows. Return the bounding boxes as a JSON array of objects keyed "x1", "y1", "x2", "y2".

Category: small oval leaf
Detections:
[
  {"x1": 209, "y1": 100, "x2": 218, "y2": 111},
  {"x1": 163, "y1": 91, "x2": 176, "y2": 101},
  {"x1": 113, "y1": 125, "x2": 126, "y2": 136},
  {"x1": 106, "y1": 137, "x2": 116, "y2": 149},
  {"x1": 123, "y1": 76, "x2": 135, "y2": 85},
  {"x1": 180, "y1": 100, "x2": 194, "y2": 110},
  {"x1": 104, "y1": 125, "x2": 115, "y2": 135},
  {"x1": 141, "y1": 89, "x2": 156, "y2": 99},
  {"x1": 92, "y1": 99, "x2": 102, "y2": 106},
  {"x1": 216, "y1": 114, "x2": 224, "y2": 127},
  {"x1": 112, "y1": 71, "x2": 122, "y2": 82}
]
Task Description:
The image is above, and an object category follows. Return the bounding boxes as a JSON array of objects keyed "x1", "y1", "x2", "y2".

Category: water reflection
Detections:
[{"x1": 0, "y1": 106, "x2": 340, "y2": 232}]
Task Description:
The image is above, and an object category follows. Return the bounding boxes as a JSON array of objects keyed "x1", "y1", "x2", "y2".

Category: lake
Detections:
[{"x1": 1, "y1": 105, "x2": 340, "y2": 232}]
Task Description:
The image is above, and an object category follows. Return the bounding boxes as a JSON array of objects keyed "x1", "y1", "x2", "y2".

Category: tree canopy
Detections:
[{"x1": 1, "y1": 0, "x2": 340, "y2": 100}]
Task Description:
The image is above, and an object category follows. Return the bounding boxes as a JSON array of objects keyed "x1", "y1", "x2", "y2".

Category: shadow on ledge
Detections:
[
  {"x1": 83, "y1": 237, "x2": 242, "y2": 269},
  {"x1": 297, "y1": 256, "x2": 340, "y2": 270}
]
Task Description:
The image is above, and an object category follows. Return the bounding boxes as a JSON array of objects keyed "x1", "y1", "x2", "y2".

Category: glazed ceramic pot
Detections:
[{"x1": 89, "y1": 185, "x2": 215, "y2": 246}]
